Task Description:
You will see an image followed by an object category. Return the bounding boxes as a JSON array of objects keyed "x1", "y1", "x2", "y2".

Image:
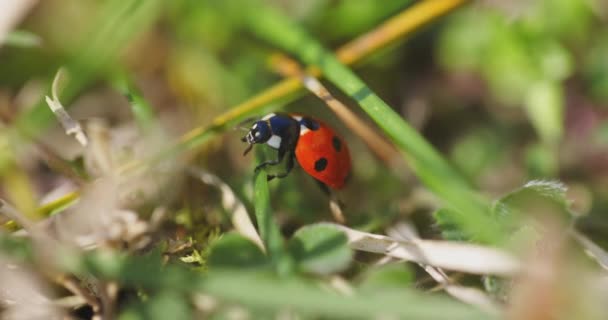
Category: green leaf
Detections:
[
  {"x1": 0, "y1": 233, "x2": 33, "y2": 262},
  {"x1": 358, "y1": 264, "x2": 414, "y2": 290},
  {"x1": 438, "y1": 9, "x2": 499, "y2": 71},
  {"x1": 288, "y1": 224, "x2": 352, "y2": 275},
  {"x1": 434, "y1": 208, "x2": 471, "y2": 241},
  {"x1": 583, "y1": 31, "x2": 608, "y2": 103},
  {"x1": 119, "y1": 291, "x2": 192, "y2": 320},
  {"x1": 208, "y1": 233, "x2": 268, "y2": 269},
  {"x1": 524, "y1": 143, "x2": 559, "y2": 178},
  {"x1": 492, "y1": 180, "x2": 572, "y2": 223},
  {"x1": 524, "y1": 81, "x2": 564, "y2": 145}
]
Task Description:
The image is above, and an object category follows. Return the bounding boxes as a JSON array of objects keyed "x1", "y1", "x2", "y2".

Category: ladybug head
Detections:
[{"x1": 241, "y1": 120, "x2": 271, "y2": 155}]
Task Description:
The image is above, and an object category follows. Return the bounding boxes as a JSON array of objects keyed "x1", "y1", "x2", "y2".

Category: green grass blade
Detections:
[
  {"x1": 111, "y1": 73, "x2": 156, "y2": 132},
  {"x1": 253, "y1": 169, "x2": 284, "y2": 261},
  {"x1": 199, "y1": 271, "x2": 492, "y2": 320},
  {"x1": 244, "y1": 1, "x2": 503, "y2": 244}
]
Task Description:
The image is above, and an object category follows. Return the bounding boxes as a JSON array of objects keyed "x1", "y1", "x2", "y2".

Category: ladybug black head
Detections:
[{"x1": 241, "y1": 120, "x2": 271, "y2": 155}]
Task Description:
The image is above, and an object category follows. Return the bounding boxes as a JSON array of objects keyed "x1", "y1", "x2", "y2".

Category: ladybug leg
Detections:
[
  {"x1": 314, "y1": 180, "x2": 346, "y2": 223},
  {"x1": 315, "y1": 179, "x2": 346, "y2": 208},
  {"x1": 254, "y1": 158, "x2": 281, "y2": 173},
  {"x1": 268, "y1": 153, "x2": 295, "y2": 181},
  {"x1": 254, "y1": 147, "x2": 287, "y2": 175},
  {"x1": 314, "y1": 180, "x2": 331, "y2": 196}
]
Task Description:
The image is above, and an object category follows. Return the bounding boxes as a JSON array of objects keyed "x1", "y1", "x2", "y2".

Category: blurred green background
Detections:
[
  {"x1": 6, "y1": 0, "x2": 603, "y2": 235},
  {"x1": 1, "y1": 0, "x2": 608, "y2": 319}
]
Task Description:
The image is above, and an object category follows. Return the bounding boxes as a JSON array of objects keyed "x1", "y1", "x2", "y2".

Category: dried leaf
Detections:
[
  {"x1": 189, "y1": 168, "x2": 265, "y2": 253},
  {"x1": 328, "y1": 223, "x2": 520, "y2": 276}
]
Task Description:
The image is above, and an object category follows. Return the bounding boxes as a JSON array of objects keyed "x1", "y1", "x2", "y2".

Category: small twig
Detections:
[
  {"x1": 52, "y1": 295, "x2": 88, "y2": 309},
  {"x1": 54, "y1": 274, "x2": 101, "y2": 314},
  {"x1": 45, "y1": 68, "x2": 88, "y2": 147},
  {"x1": 98, "y1": 281, "x2": 118, "y2": 320}
]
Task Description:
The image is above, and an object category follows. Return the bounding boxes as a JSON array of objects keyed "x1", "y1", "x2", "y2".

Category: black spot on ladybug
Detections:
[
  {"x1": 314, "y1": 157, "x2": 328, "y2": 172},
  {"x1": 332, "y1": 136, "x2": 341, "y2": 152}
]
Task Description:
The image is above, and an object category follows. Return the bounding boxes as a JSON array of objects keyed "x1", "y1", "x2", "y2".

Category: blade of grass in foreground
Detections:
[
  {"x1": 253, "y1": 169, "x2": 284, "y2": 262},
  {"x1": 57, "y1": 248, "x2": 491, "y2": 319},
  {"x1": 200, "y1": 271, "x2": 492, "y2": 320},
  {"x1": 244, "y1": 0, "x2": 504, "y2": 244}
]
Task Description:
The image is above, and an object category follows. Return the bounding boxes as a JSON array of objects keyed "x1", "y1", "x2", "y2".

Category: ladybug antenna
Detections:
[
  {"x1": 242, "y1": 143, "x2": 253, "y2": 156},
  {"x1": 235, "y1": 117, "x2": 256, "y2": 131}
]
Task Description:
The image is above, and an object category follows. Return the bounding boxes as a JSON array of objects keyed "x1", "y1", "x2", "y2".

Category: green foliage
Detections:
[
  {"x1": 525, "y1": 143, "x2": 559, "y2": 178},
  {"x1": 208, "y1": 233, "x2": 268, "y2": 269},
  {"x1": 200, "y1": 271, "x2": 490, "y2": 319},
  {"x1": 434, "y1": 208, "x2": 471, "y2": 241},
  {"x1": 1, "y1": 0, "x2": 607, "y2": 318},
  {"x1": 438, "y1": 0, "x2": 597, "y2": 145},
  {"x1": 306, "y1": 0, "x2": 413, "y2": 41},
  {"x1": 288, "y1": 224, "x2": 352, "y2": 275},
  {"x1": 0, "y1": 233, "x2": 33, "y2": 262},
  {"x1": 120, "y1": 292, "x2": 192, "y2": 320},
  {"x1": 437, "y1": 180, "x2": 572, "y2": 242},
  {"x1": 492, "y1": 180, "x2": 571, "y2": 222},
  {"x1": 584, "y1": 31, "x2": 608, "y2": 103},
  {"x1": 13, "y1": 0, "x2": 163, "y2": 138},
  {"x1": 358, "y1": 264, "x2": 414, "y2": 290},
  {"x1": 112, "y1": 73, "x2": 157, "y2": 132},
  {"x1": 450, "y1": 127, "x2": 509, "y2": 180}
]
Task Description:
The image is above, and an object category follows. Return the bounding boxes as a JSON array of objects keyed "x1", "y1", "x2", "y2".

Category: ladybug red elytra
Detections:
[{"x1": 241, "y1": 112, "x2": 351, "y2": 189}]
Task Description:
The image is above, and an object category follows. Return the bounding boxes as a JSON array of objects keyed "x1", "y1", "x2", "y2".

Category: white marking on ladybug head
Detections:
[
  {"x1": 267, "y1": 135, "x2": 282, "y2": 149},
  {"x1": 262, "y1": 113, "x2": 276, "y2": 120},
  {"x1": 300, "y1": 125, "x2": 310, "y2": 135}
]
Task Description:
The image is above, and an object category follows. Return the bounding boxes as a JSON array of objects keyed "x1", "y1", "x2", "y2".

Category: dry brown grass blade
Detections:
[
  {"x1": 188, "y1": 168, "x2": 266, "y2": 253},
  {"x1": 269, "y1": 53, "x2": 399, "y2": 166},
  {"x1": 387, "y1": 223, "x2": 501, "y2": 314},
  {"x1": 302, "y1": 75, "x2": 400, "y2": 165},
  {"x1": 570, "y1": 229, "x2": 608, "y2": 271},
  {"x1": 326, "y1": 223, "x2": 520, "y2": 276}
]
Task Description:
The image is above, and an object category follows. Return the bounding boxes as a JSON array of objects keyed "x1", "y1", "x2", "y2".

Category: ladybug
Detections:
[{"x1": 241, "y1": 112, "x2": 351, "y2": 189}]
